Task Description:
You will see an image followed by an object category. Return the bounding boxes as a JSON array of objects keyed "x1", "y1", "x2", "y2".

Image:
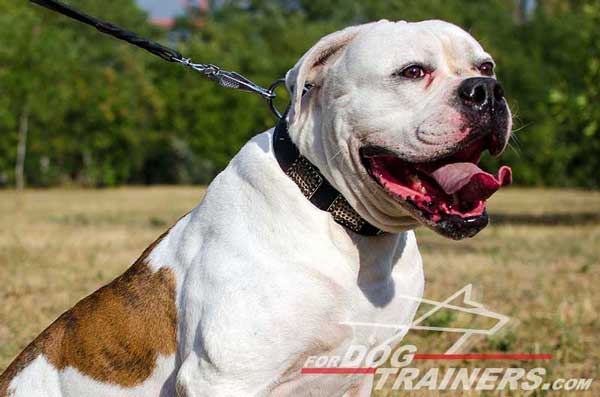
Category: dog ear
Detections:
[{"x1": 285, "y1": 25, "x2": 362, "y2": 127}]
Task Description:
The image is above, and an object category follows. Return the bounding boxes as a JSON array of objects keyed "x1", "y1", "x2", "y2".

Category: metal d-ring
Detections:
[
  {"x1": 267, "y1": 79, "x2": 313, "y2": 119},
  {"x1": 267, "y1": 79, "x2": 287, "y2": 119}
]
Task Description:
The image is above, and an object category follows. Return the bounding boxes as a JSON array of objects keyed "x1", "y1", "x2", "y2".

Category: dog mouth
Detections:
[{"x1": 360, "y1": 135, "x2": 512, "y2": 239}]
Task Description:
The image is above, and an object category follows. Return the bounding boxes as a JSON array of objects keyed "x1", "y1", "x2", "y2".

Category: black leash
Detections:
[{"x1": 30, "y1": 0, "x2": 286, "y2": 118}]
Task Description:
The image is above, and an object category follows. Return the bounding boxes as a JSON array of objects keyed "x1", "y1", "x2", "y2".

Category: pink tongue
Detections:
[{"x1": 430, "y1": 163, "x2": 512, "y2": 202}]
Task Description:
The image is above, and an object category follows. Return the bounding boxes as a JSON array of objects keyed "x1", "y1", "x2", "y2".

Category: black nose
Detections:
[{"x1": 458, "y1": 77, "x2": 504, "y2": 110}]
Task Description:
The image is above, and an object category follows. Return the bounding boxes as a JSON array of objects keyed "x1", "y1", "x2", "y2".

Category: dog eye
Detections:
[
  {"x1": 478, "y1": 62, "x2": 494, "y2": 76},
  {"x1": 399, "y1": 65, "x2": 426, "y2": 79}
]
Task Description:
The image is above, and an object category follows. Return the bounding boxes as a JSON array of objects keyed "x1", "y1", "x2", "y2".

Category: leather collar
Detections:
[{"x1": 272, "y1": 117, "x2": 384, "y2": 236}]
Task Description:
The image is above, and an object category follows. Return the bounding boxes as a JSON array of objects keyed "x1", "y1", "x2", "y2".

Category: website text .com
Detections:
[{"x1": 301, "y1": 345, "x2": 594, "y2": 392}]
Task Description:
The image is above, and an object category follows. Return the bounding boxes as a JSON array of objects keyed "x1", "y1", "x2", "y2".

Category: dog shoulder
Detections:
[{"x1": 0, "y1": 231, "x2": 178, "y2": 396}]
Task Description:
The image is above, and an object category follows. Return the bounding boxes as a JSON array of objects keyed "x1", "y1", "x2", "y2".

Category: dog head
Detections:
[{"x1": 285, "y1": 20, "x2": 512, "y2": 239}]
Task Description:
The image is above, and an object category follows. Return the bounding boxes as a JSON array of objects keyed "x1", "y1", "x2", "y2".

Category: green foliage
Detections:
[{"x1": 0, "y1": 0, "x2": 598, "y2": 187}]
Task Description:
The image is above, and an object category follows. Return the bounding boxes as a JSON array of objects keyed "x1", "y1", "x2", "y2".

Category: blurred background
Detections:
[
  {"x1": 0, "y1": 0, "x2": 599, "y2": 189},
  {"x1": 1, "y1": 1, "x2": 599, "y2": 396}
]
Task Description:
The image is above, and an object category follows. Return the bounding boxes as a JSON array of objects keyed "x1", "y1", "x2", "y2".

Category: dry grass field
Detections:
[{"x1": 0, "y1": 187, "x2": 598, "y2": 396}]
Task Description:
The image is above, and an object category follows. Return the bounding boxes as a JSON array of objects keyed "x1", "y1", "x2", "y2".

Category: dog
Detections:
[{"x1": 0, "y1": 19, "x2": 512, "y2": 397}]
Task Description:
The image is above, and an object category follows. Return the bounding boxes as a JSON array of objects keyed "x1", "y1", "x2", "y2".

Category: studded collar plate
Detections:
[{"x1": 272, "y1": 118, "x2": 384, "y2": 236}]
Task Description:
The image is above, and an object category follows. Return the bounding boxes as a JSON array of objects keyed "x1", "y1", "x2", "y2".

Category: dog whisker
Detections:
[
  {"x1": 511, "y1": 122, "x2": 531, "y2": 135},
  {"x1": 507, "y1": 141, "x2": 521, "y2": 157}
]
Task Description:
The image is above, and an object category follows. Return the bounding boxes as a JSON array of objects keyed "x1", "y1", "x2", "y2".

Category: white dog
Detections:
[{"x1": 1, "y1": 20, "x2": 512, "y2": 397}]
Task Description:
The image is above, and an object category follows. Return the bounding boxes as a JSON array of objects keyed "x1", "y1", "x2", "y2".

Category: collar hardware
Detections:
[
  {"x1": 286, "y1": 157, "x2": 324, "y2": 200},
  {"x1": 273, "y1": 118, "x2": 385, "y2": 237}
]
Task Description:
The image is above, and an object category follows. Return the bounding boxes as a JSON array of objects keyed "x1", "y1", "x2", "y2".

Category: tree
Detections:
[
  {"x1": 0, "y1": 0, "x2": 598, "y2": 188},
  {"x1": 0, "y1": 0, "x2": 162, "y2": 186}
]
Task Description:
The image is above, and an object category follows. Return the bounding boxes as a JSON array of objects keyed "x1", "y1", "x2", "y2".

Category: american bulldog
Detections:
[{"x1": 1, "y1": 19, "x2": 512, "y2": 397}]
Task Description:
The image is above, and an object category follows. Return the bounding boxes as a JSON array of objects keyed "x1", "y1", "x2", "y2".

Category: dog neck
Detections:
[
  {"x1": 152, "y1": 130, "x2": 413, "y2": 289},
  {"x1": 272, "y1": 117, "x2": 384, "y2": 237}
]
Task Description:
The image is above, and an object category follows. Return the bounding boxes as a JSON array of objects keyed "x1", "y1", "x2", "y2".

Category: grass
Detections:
[{"x1": 0, "y1": 186, "x2": 598, "y2": 396}]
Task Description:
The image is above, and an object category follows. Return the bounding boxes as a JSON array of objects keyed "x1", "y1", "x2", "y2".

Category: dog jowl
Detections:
[{"x1": 360, "y1": 74, "x2": 512, "y2": 239}]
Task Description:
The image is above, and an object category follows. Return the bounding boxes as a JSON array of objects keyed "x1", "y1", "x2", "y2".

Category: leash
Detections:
[{"x1": 29, "y1": 0, "x2": 287, "y2": 118}]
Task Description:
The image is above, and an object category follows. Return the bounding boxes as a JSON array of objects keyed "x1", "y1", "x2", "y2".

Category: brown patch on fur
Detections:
[{"x1": 0, "y1": 231, "x2": 177, "y2": 395}]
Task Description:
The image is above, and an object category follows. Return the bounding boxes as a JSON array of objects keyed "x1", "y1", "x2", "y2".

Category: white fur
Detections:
[
  {"x1": 5, "y1": 19, "x2": 505, "y2": 396},
  {"x1": 7, "y1": 355, "x2": 176, "y2": 397},
  {"x1": 162, "y1": 131, "x2": 424, "y2": 396},
  {"x1": 7, "y1": 355, "x2": 62, "y2": 397}
]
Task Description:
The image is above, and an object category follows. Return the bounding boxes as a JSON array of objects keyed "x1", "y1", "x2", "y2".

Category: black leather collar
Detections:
[{"x1": 272, "y1": 117, "x2": 384, "y2": 236}]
